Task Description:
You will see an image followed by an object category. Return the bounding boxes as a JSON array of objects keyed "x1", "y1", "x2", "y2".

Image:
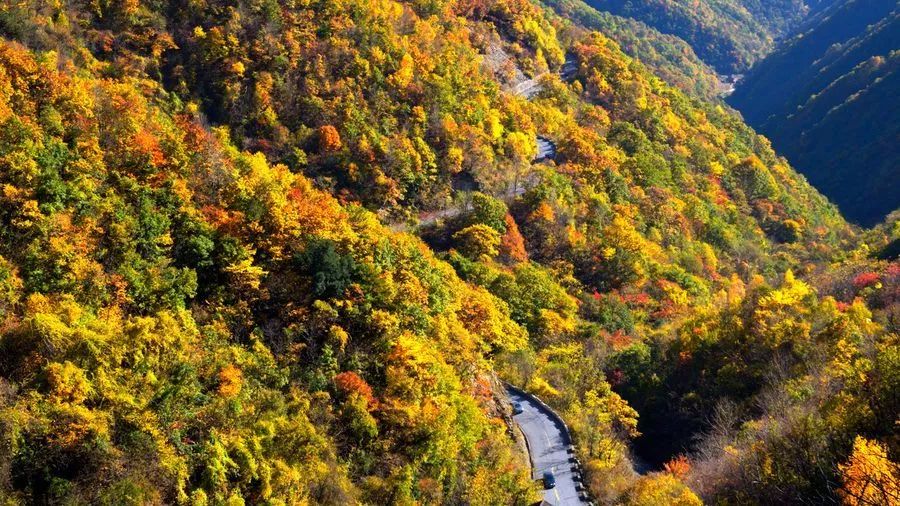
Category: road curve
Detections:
[
  {"x1": 389, "y1": 56, "x2": 575, "y2": 231},
  {"x1": 506, "y1": 385, "x2": 588, "y2": 506},
  {"x1": 536, "y1": 135, "x2": 557, "y2": 161}
]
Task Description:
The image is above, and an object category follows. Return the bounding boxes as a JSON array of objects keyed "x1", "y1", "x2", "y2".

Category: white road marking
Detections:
[{"x1": 510, "y1": 390, "x2": 584, "y2": 504}]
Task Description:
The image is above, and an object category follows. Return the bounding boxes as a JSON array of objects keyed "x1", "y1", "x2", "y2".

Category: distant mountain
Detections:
[
  {"x1": 729, "y1": 0, "x2": 900, "y2": 225},
  {"x1": 740, "y1": 0, "x2": 834, "y2": 35},
  {"x1": 0, "y1": 0, "x2": 896, "y2": 504},
  {"x1": 577, "y1": 0, "x2": 817, "y2": 72}
]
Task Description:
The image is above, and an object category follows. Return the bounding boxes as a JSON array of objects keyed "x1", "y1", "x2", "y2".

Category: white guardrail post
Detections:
[{"x1": 503, "y1": 382, "x2": 593, "y2": 504}]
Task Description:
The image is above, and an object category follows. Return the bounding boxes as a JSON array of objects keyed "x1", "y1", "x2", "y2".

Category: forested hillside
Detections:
[
  {"x1": 0, "y1": 0, "x2": 896, "y2": 504},
  {"x1": 0, "y1": 40, "x2": 541, "y2": 503},
  {"x1": 541, "y1": 0, "x2": 723, "y2": 100},
  {"x1": 574, "y1": 0, "x2": 816, "y2": 73},
  {"x1": 739, "y1": 0, "x2": 832, "y2": 34},
  {"x1": 729, "y1": 0, "x2": 900, "y2": 226}
]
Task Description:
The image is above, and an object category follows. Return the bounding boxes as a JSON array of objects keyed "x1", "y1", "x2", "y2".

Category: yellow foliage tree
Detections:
[
  {"x1": 627, "y1": 473, "x2": 702, "y2": 506},
  {"x1": 838, "y1": 436, "x2": 900, "y2": 506}
]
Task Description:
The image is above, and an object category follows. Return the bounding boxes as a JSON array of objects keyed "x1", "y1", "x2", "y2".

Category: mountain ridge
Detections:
[
  {"x1": 0, "y1": 0, "x2": 896, "y2": 504},
  {"x1": 729, "y1": 0, "x2": 900, "y2": 225}
]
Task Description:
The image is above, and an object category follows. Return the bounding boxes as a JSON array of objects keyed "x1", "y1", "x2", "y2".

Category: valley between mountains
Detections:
[{"x1": 0, "y1": 0, "x2": 896, "y2": 504}]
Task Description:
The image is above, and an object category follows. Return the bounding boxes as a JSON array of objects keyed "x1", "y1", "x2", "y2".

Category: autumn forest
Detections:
[{"x1": 0, "y1": 0, "x2": 896, "y2": 504}]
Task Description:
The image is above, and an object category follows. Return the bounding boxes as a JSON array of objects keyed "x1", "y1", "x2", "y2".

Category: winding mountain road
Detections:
[
  {"x1": 514, "y1": 56, "x2": 577, "y2": 163},
  {"x1": 391, "y1": 56, "x2": 576, "y2": 229},
  {"x1": 511, "y1": 57, "x2": 578, "y2": 99},
  {"x1": 506, "y1": 385, "x2": 588, "y2": 506},
  {"x1": 536, "y1": 135, "x2": 557, "y2": 161}
]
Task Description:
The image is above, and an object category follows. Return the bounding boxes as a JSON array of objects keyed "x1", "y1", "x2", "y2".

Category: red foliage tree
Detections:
[
  {"x1": 852, "y1": 272, "x2": 880, "y2": 290},
  {"x1": 333, "y1": 371, "x2": 375, "y2": 408}
]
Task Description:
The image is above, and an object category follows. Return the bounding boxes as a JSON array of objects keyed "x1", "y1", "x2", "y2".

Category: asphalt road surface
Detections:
[
  {"x1": 536, "y1": 136, "x2": 557, "y2": 161},
  {"x1": 506, "y1": 386, "x2": 587, "y2": 506},
  {"x1": 511, "y1": 55, "x2": 578, "y2": 100}
]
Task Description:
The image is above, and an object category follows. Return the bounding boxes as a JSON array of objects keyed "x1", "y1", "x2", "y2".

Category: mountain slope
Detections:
[
  {"x1": 541, "y1": 0, "x2": 722, "y2": 99},
  {"x1": 0, "y1": 0, "x2": 896, "y2": 504},
  {"x1": 0, "y1": 39, "x2": 536, "y2": 504},
  {"x1": 739, "y1": 0, "x2": 833, "y2": 34},
  {"x1": 562, "y1": 0, "x2": 852, "y2": 74},
  {"x1": 580, "y1": 0, "x2": 772, "y2": 72},
  {"x1": 729, "y1": 0, "x2": 900, "y2": 225}
]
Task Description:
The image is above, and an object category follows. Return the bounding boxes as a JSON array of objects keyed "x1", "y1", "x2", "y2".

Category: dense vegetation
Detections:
[
  {"x1": 738, "y1": 0, "x2": 832, "y2": 35},
  {"x1": 0, "y1": 39, "x2": 542, "y2": 503},
  {"x1": 729, "y1": 0, "x2": 900, "y2": 226},
  {"x1": 575, "y1": 0, "x2": 815, "y2": 73},
  {"x1": 0, "y1": 0, "x2": 896, "y2": 504},
  {"x1": 423, "y1": 21, "x2": 897, "y2": 503},
  {"x1": 541, "y1": 0, "x2": 722, "y2": 100}
]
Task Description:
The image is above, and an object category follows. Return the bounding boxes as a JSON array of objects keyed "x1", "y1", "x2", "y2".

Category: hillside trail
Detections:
[{"x1": 389, "y1": 51, "x2": 577, "y2": 230}]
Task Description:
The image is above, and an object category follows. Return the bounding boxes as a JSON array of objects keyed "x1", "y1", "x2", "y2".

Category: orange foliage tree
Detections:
[{"x1": 838, "y1": 436, "x2": 900, "y2": 506}]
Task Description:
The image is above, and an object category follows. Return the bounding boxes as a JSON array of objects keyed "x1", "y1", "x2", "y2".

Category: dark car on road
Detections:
[
  {"x1": 542, "y1": 471, "x2": 556, "y2": 489},
  {"x1": 512, "y1": 402, "x2": 524, "y2": 415}
]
